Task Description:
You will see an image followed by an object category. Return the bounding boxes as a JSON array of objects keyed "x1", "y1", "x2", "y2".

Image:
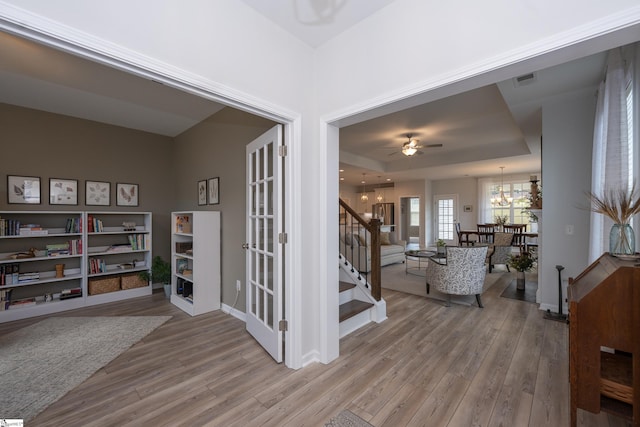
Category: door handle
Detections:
[{"x1": 242, "y1": 243, "x2": 250, "y2": 249}]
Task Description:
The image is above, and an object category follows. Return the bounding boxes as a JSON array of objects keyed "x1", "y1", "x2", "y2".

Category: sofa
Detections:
[{"x1": 339, "y1": 229, "x2": 406, "y2": 273}]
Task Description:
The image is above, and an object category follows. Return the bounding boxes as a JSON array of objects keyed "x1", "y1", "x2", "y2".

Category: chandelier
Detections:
[
  {"x1": 491, "y1": 166, "x2": 513, "y2": 207},
  {"x1": 360, "y1": 173, "x2": 368, "y2": 202}
]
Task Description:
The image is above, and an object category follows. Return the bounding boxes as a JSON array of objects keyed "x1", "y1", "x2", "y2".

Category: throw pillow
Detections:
[{"x1": 380, "y1": 231, "x2": 391, "y2": 245}]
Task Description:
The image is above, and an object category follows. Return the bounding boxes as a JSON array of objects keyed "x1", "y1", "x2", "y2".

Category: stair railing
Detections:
[{"x1": 339, "y1": 198, "x2": 381, "y2": 301}]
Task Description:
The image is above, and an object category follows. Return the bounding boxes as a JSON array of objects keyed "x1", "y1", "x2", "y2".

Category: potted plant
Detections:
[
  {"x1": 508, "y1": 252, "x2": 535, "y2": 290},
  {"x1": 436, "y1": 239, "x2": 446, "y2": 256},
  {"x1": 139, "y1": 256, "x2": 172, "y2": 297},
  {"x1": 495, "y1": 215, "x2": 508, "y2": 231}
]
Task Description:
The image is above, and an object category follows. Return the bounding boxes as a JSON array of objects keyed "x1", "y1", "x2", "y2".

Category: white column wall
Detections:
[{"x1": 539, "y1": 88, "x2": 596, "y2": 312}]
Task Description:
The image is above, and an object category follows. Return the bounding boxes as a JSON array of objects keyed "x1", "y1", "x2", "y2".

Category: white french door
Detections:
[
  {"x1": 246, "y1": 125, "x2": 284, "y2": 363},
  {"x1": 435, "y1": 194, "x2": 458, "y2": 246}
]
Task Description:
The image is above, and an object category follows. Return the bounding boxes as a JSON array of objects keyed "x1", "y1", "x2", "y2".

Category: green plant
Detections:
[
  {"x1": 494, "y1": 215, "x2": 509, "y2": 226},
  {"x1": 139, "y1": 256, "x2": 171, "y2": 284},
  {"x1": 508, "y1": 252, "x2": 536, "y2": 272},
  {"x1": 436, "y1": 239, "x2": 446, "y2": 247}
]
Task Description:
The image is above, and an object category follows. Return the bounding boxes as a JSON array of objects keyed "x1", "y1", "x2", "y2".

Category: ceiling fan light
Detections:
[{"x1": 402, "y1": 145, "x2": 417, "y2": 156}]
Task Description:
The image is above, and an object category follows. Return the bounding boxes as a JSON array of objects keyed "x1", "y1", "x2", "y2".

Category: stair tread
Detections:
[
  {"x1": 339, "y1": 299, "x2": 374, "y2": 322},
  {"x1": 339, "y1": 281, "x2": 356, "y2": 293}
]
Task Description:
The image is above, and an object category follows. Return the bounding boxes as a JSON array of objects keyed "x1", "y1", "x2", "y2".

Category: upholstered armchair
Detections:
[
  {"x1": 488, "y1": 232, "x2": 515, "y2": 273},
  {"x1": 425, "y1": 246, "x2": 488, "y2": 308}
]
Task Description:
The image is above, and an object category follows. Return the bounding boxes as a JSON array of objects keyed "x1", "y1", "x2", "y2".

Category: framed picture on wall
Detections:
[
  {"x1": 116, "y1": 183, "x2": 139, "y2": 206},
  {"x1": 463, "y1": 205, "x2": 473, "y2": 212},
  {"x1": 7, "y1": 175, "x2": 40, "y2": 204},
  {"x1": 49, "y1": 178, "x2": 78, "y2": 205},
  {"x1": 208, "y1": 177, "x2": 219, "y2": 205},
  {"x1": 197, "y1": 180, "x2": 207, "y2": 205},
  {"x1": 86, "y1": 180, "x2": 110, "y2": 206}
]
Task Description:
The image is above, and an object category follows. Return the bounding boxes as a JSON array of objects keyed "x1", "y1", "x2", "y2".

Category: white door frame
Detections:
[{"x1": 0, "y1": 18, "x2": 304, "y2": 369}]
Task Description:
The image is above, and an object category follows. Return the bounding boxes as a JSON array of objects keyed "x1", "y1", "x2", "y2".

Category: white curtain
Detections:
[
  {"x1": 477, "y1": 177, "x2": 498, "y2": 223},
  {"x1": 589, "y1": 47, "x2": 633, "y2": 262}
]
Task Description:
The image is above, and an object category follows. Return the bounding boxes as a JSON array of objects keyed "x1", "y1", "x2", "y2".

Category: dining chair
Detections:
[{"x1": 476, "y1": 223, "x2": 495, "y2": 244}]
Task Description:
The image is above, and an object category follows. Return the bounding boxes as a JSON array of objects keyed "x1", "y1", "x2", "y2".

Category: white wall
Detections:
[
  {"x1": 315, "y1": 0, "x2": 640, "y2": 117},
  {"x1": 540, "y1": 88, "x2": 596, "y2": 311}
]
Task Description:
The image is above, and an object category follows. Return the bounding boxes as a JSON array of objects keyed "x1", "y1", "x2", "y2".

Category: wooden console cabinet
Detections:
[{"x1": 568, "y1": 253, "x2": 639, "y2": 426}]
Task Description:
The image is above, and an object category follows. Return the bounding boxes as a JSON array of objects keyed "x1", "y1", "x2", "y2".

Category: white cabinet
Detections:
[
  {"x1": 171, "y1": 211, "x2": 220, "y2": 316},
  {"x1": 0, "y1": 211, "x2": 152, "y2": 322}
]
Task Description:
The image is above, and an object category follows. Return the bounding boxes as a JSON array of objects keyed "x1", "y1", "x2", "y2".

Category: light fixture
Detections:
[
  {"x1": 491, "y1": 166, "x2": 513, "y2": 207},
  {"x1": 360, "y1": 173, "x2": 369, "y2": 202},
  {"x1": 376, "y1": 176, "x2": 384, "y2": 202},
  {"x1": 402, "y1": 137, "x2": 419, "y2": 156}
]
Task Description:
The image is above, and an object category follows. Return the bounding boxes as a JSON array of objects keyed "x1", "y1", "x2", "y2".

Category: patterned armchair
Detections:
[
  {"x1": 425, "y1": 246, "x2": 488, "y2": 307},
  {"x1": 488, "y1": 232, "x2": 515, "y2": 273}
]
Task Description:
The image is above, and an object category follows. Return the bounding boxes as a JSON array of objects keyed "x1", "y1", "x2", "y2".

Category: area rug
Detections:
[
  {"x1": 325, "y1": 409, "x2": 374, "y2": 427},
  {"x1": 500, "y1": 278, "x2": 538, "y2": 303},
  {"x1": 0, "y1": 316, "x2": 171, "y2": 422},
  {"x1": 380, "y1": 261, "x2": 505, "y2": 306}
]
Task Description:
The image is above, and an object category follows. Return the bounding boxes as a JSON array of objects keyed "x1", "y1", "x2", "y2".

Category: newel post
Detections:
[{"x1": 369, "y1": 218, "x2": 382, "y2": 301}]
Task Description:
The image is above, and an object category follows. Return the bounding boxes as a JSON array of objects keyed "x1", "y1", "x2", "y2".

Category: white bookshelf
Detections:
[
  {"x1": 171, "y1": 211, "x2": 220, "y2": 316},
  {"x1": 0, "y1": 211, "x2": 152, "y2": 322},
  {"x1": 85, "y1": 212, "x2": 152, "y2": 306}
]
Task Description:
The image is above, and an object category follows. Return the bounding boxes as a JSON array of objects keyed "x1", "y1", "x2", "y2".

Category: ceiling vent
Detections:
[{"x1": 513, "y1": 72, "x2": 537, "y2": 87}]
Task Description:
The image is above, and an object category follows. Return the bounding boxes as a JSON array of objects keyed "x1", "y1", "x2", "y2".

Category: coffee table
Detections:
[{"x1": 405, "y1": 249, "x2": 436, "y2": 275}]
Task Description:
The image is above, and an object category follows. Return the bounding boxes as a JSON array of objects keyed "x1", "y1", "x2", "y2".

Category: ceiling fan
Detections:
[{"x1": 388, "y1": 134, "x2": 443, "y2": 157}]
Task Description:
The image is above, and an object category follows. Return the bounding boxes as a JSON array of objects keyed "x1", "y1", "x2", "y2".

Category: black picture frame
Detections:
[
  {"x1": 116, "y1": 183, "x2": 139, "y2": 207},
  {"x1": 7, "y1": 175, "x2": 41, "y2": 204},
  {"x1": 197, "y1": 180, "x2": 207, "y2": 205},
  {"x1": 49, "y1": 178, "x2": 79, "y2": 205},
  {"x1": 208, "y1": 177, "x2": 219, "y2": 205},
  {"x1": 85, "y1": 180, "x2": 111, "y2": 206}
]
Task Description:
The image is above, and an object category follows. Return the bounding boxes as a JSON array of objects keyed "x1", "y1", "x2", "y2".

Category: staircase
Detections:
[{"x1": 338, "y1": 254, "x2": 387, "y2": 338}]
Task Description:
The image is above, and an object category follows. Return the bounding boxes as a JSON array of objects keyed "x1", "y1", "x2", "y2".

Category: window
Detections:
[
  {"x1": 436, "y1": 197, "x2": 455, "y2": 241},
  {"x1": 489, "y1": 179, "x2": 533, "y2": 224},
  {"x1": 410, "y1": 198, "x2": 420, "y2": 226}
]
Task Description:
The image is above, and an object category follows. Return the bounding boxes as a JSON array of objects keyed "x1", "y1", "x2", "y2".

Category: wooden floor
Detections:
[{"x1": 0, "y1": 275, "x2": 632, "y2": 427}]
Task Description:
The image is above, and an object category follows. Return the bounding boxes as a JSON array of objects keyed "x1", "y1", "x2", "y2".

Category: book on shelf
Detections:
[
  {"x1": 127, "y1": 234, "x2": 146, "y2": 251},
  {"x1": 18, "y1": 272, "x2": 40, "y2": 283},
  {"x1": 19, "y1": 224, "x2": 48, "y2": 236},
  {"x1": 8, "y1": 297, "x2": 37, "y2": 309},
  {"x1": 0, "y1": 288, "x2": 12, "y2": 310},
  {"x1": 64, "y1": 217, "x2": 82, "y2": 234},
  {"x1": 46, "y1": 242, "x2": 70, "y2": 257},
  {"x1": 107, "y1": 244, "x2": 132, "y2": 253},
  {"x1": 1, "y1": 264, "x2": 20, "y2": 286},
  {"x1": 0, "y1": 218, "x2": 20, "y2": 236},
  {"x1": 60, "y1": 287, "x2": 82, "y2": 300}
]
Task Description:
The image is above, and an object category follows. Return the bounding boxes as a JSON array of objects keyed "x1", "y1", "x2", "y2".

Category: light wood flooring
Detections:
[{"x1": 0, "y1": 274, "x2": 632, "y2": 427}]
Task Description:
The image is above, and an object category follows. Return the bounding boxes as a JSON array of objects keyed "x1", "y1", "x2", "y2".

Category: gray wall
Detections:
[
  {"x1": 173, "y1": 108, "x2": 277, "y2": 311},
  {"x1": 0, "y1": 103, "x2": 175, "y2": 260}
]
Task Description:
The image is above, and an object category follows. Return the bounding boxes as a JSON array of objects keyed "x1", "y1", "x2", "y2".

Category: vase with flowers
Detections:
[
  {"x1": 508, "y1": 252, "x2": 536, "y2": 290},
  {"x1": 587, "y1": 183, "x2": 640, "y2": 255}
]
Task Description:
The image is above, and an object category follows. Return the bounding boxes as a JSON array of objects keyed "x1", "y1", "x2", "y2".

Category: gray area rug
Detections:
[
  {"x1": 325, "y1": 409, "x2": 374, "y2": 427},
  {"x1": 381, "y1": 261, "x2": 505, "y2": 306},
  {"x1": 0, "y1": 316, "x2": 171, "y2": 422},
  {"x1": 500, "y1": 278, "x2": 538, "y2": 303}
]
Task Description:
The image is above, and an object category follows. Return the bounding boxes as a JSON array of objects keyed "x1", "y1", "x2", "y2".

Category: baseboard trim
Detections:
[{"x1": 221, "y1": 303, "x2": 246, "y2": 322}]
